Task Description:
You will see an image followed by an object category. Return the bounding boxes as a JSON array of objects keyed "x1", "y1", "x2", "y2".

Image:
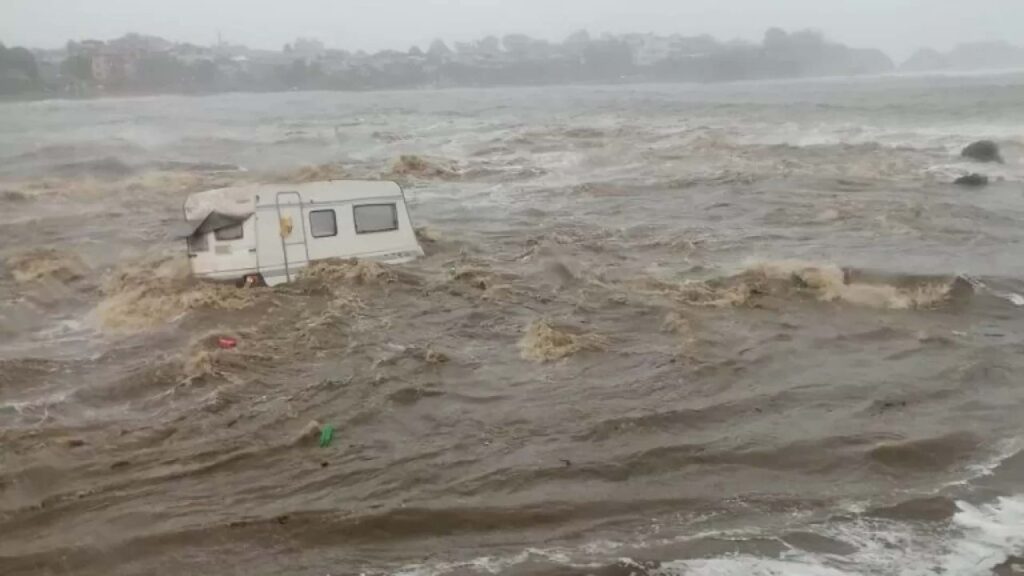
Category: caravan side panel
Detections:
[
  {"x1": 252, "y1": 181, "x2": 424, "y2": 285},
  {"x1": 302, "y1": 196, "x2": 421, "y2": 264},
  {"x1": 255, "y1": 195, "x2": 311, "y2": 286}
]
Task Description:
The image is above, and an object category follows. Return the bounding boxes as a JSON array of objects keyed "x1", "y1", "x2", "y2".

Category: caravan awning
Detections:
[{"x1": 177, "y1": 211, "x2": 252, "y2": 238}]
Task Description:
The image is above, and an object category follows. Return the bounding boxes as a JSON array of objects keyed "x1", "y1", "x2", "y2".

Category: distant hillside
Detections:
[
  {"x1": 902, "y1": 41, "x2": 1024, "y2": 72},
  {"x1": 0, "y1": 42, "x2": 42, "y2": 96},
  {"x1": 3, "y1": 28, "x2": 895, "y2": 100}
]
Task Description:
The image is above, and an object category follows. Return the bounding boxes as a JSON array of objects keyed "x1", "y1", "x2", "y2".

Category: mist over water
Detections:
[{"x1": 2, "y1": 74, "x2": 1024, "y2": 575}]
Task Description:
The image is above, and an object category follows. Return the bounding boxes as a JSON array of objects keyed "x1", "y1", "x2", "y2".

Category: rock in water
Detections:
[
  {"x1": 961, "y1": 140, "x2": 1003, "y2": 163},
  {"x1": 954, "y1": 173, "x2": 989, "y2": 187}
]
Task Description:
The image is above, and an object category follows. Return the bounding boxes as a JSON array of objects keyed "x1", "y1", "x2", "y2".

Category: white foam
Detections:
[
  {"x1": 964, "y1": 438, "x2": 1024, "y2": 481},
  {"x1": 393, "y1": 548, "x2": 577, "y2": 576},
  {"x1": 962, "y1": 275, "x2": 1024, "y2": 308},
  {"x1": 391, "y1": 491, "x2": 1024, "y2": 576},
  {"x1": 644, "y1": 497, "x2": 1024, "y2": 576},
  {"x1": 659, "y1": 555, "x2": 852, "y2": 576},
  {"x1": 943, "y1": 497, "x2": 1024, "y2": 573}
]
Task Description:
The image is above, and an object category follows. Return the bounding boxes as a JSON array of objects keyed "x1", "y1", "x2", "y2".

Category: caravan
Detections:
[{"x1": 182, "y1": 180, "x2": 423, "y2": 286}]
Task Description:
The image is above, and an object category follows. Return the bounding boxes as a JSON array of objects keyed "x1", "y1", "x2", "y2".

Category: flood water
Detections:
[{"x1": 2, "y1": 74, "x2": 1024, "y2": 575}]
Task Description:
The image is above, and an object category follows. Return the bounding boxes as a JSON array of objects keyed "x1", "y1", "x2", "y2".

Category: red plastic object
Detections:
[{"x1": 217, "y1": 337, "x2": 238, "y2": 350}]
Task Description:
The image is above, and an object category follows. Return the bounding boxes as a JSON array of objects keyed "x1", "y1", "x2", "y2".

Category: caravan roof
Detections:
[{"x1": 183, "y1": 181, "x2": 405, "y2": 221}]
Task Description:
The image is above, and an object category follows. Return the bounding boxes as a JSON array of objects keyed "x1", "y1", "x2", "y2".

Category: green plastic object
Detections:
[{"x1": 319, "y1": 425, "x2": 335, "y2": 448}]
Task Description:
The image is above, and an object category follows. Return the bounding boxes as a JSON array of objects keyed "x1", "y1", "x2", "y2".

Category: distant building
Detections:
[
  {"x1": 172, "y1": 43, "x2": 214, "y2": 64},
  {"x1": 66, "y1": 42, "x2": 135, "y2": 85},
  {"x1": 290, "y1": 38, "x2": 326, "y2": 62},
  {"x1": 90, "y1": 51, "x2": 127, "y2": 84},
  {"x1": 66, "y1": 35, "x2": 172, "y2": 86},
  {"x1": 622, "y1": 34, "x2": 674, "y2": 66}
]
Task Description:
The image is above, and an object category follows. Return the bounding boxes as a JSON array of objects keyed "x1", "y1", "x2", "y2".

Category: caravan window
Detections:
[
  {"x1": 215, "y1": 224, "x2": 243, "y2": 241},
  {"x1": 188, "y1": 233, "x2": 209, "y2": 253},
  {"x1": 310, "y1": 209, "x2": 338, "y2": 238},
  {"x1": 354, "y1": 204, "x2": 398, "y2": 234}
]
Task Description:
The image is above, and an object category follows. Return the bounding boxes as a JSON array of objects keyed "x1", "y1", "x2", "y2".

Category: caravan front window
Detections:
[
  {"x1": 215, "y1": 224, "x2": 243, "y2": 241},
  {"x1": 188, "y1": 233, "x2": 209, "y2": 253},
  {"x1": 354, "y1": 204, "x2": 398, "y2": 234},
  {"x1": 310, "y1": 209, "x2": 338, "y2": 238}
]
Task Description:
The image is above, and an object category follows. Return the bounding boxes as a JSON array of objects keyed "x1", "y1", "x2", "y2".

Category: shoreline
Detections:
[{"x1": 6, "y1": 68, "x2": 1024, "y2": 104}]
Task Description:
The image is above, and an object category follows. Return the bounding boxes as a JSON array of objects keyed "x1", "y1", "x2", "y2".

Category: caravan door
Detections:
[{"x1": 257, "y1": 191, "x2": 310, "y2": 286}]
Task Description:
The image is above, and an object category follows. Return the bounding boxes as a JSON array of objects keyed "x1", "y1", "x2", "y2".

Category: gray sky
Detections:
[{"x1": 2, "y1": 0, "x2": 1023, "y2": 60}]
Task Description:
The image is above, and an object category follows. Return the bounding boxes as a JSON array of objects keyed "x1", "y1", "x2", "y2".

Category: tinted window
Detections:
[
  {"x1": 310, "y1": 209, "x2": 338, "y2": 238},
  {"x1": 188, "y1": 233, "x2": 209, "y2": 253},
  {"x1": 215, "y1": 224, "x2": 243, "y2": 241},
  {"x1": 353, "y1": 204, "x2": 398, "y2": 234}
]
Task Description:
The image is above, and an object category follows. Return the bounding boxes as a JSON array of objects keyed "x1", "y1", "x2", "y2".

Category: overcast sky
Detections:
[{"x1": 2, "y1": 0, "x2": 1023, "y2": 60}]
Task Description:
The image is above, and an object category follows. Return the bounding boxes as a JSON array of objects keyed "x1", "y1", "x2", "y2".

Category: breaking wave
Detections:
[
  {"x1": 519, "y1": 319, "x2": 606, "y2": 363},
  {"x1": 637, "y1": 260, "x2": 969, "y2": 311},
  {"x1": 297, "y1": 257, "x2": 398, "y2": 287},
  {"x1": 180, "y1": 329, "x2": 270, "y2": 384},
  {"x1": 390, "y1": 154, "x2": 461, "y2": 180},
  {"x1": 93, "y1": 257, "x2": 260, "y2": 332},
  {"x1": 744, "y1": 260, "x2": 961, "y2": 309},
  {"x1": 392, "y1": 491, "x2": 1024, "y2": 576},
  {"x1": 278, "y1": 161, "x2": 347, "y2": 184},
  {"x1": 5, "y1": 248, "x2": 89, "y2": 285}
]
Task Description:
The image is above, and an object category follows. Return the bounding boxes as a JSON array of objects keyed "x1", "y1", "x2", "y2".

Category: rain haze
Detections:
[
  {"x1": 4, "y1": 2, "x2": 1024, "y2": 576},
  {"x1": 3, "y1": 0, "x2": 1024, "y2": 58}
]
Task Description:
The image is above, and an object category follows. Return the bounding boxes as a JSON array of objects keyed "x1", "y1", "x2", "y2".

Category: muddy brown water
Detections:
[{"x1": 2, "y1": 76, "x2": 1024, "y2": 575}]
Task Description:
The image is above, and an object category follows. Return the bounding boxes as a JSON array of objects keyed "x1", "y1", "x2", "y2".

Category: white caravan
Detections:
[{"x1": 181, "y1": 180, "x2": 423, "y2": 286}]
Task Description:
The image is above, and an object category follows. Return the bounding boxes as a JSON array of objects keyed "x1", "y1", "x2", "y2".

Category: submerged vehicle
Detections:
[{"x1": 181, "y1": 180, "x2": 423, "y2": 286}]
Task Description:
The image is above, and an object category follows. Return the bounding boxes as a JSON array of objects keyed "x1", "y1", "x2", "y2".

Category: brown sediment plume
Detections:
[
  {"x1": 676, "y1": 280, "x2": 756, "y2": 308},
  {"x1": 128, "y1": 169, "x2": 242, "y2": 193},
  {"x1": 181, "y1": 329, "x2": 267, "y2": 383},
  {"x1": 662, "y1": 311, "x2": 697, "y2": 341},
  {"x1": 631, "y1": 276, "x2": 754, "y2": 308},
  {"x1": 415, "y1": 226, "x2": 442, "y2": 245},
  {"x1": 292, "y1": 296, "x2": 365, "y2": 350},
  {"x1": 279, "y1": 162, "x2": 347, "y2": 184},
  {"x1": 390, "y1": 155, "x2": 460, "y2": 179},
  {"x1": 298, "y1": 258, "x2": 397, "y2": 286},
  {"x1": 287, "y1": 260, "x2": 394, "y2": 342},
  {"x1": 12, "y1": 170, "x2": 240, "y2": 203},
  {"x1": 414, "y1": 226, "x2": 445, "y2": 256},
  {"x1": 424, "y1": 349, "x2": 450, "y2": 364},
  {"x1": 519, "y1": 319, "x2": 606, "y2": 363},
  {"x1": 446, "y1": 262, "x2": 519, "y2": 301},
  {"x1": 5, "y1": 248, "x2": 89, "y2": 284},
  {"x1": 95, "y1": 257, "x2": 260, "y2": 332},
  {"x1": 1, "y1": 189, "x2": 29, "y2": 202},
  {"x1": 449, "y1": 264, "x2": 493, "y2": 291}
]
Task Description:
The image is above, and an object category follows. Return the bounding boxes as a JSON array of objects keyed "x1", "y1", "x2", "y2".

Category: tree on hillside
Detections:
[
  {"x1": 563, "y1": 30, "x2": 593, "y2": 62},
  {"x1": 503, "y1": 34, "x2": 533, "y2": 58},
  {"x1": 427, "y1": 39, "x2": 452, "y2": 64},
  {"x1": 582, "y1": 38, "x2": 633, "y2": 77},
  {"x1": 763, "y1": 28, "x2": 788, "y2": 52},
  {"x1": 190, "y1": 59, "x2": 221, "y2": 90},
  {"x1": 0, "y1": 42, "x2": 43, "y2": 94},
  {"x1": 1, "y1": 45, "x2": 40, "y2": 80},
  {"x1": 60, "y1": 54, "x2": 94, "y2": 82},
  {"x1": 565, "y1": 30, "x2": 591, "y2": 47},
  {"x1": 478, "y1": 36, "x2": 501, "y2": 55}
]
